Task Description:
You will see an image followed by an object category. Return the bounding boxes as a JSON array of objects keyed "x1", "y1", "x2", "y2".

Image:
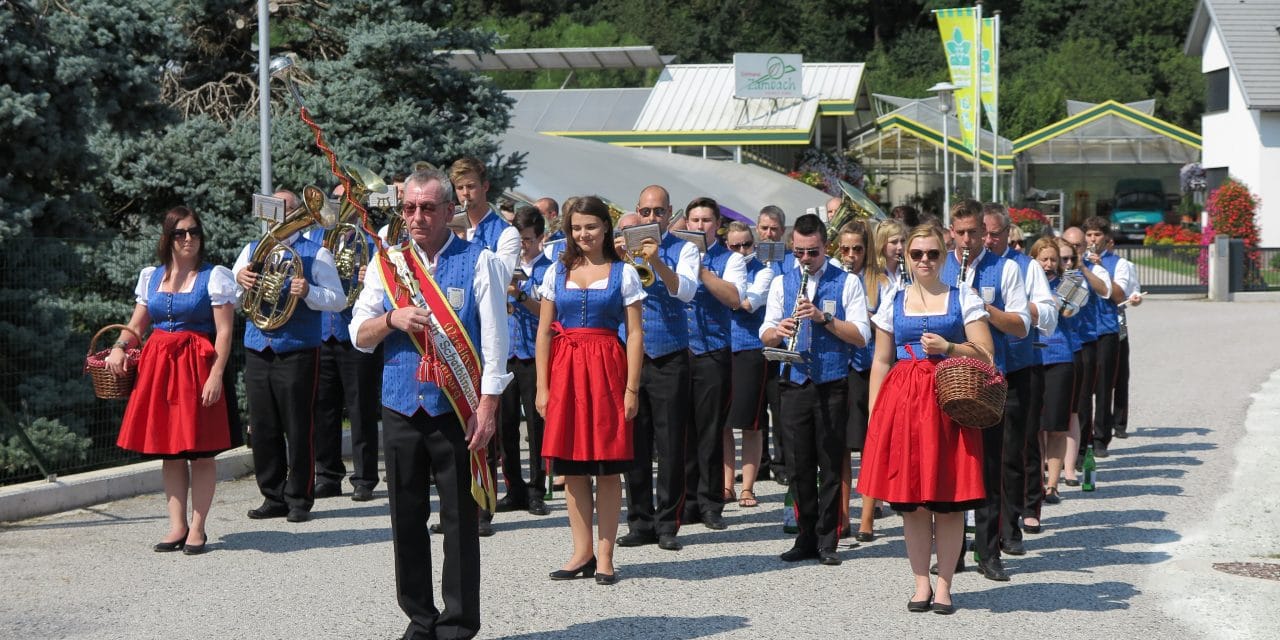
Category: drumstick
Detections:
[{"x1": 1117, "y1": 291, "x2": 1148, "y2": 308}]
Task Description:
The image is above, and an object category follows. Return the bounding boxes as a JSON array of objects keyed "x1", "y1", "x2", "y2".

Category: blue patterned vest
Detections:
[
  {"x1": 244, "y1": 235, "x2": 323, "y2": 353},
  {"x1": 380, "y1": 238, "x2": 485, "y2": 417},
  {"x1": 1072, "y1": 274, "x2": 1100, "y2": 344},
  {"x1": 1041, "y1": 277, "x2": 1080, "y2": 365},
  {"x1": 640, "y1": 233, "x2": 692, "y2": 358},
  {"x1": 147, "y1": 264, "x2": 215, "y2": 335},
  {"x1": 891, "y1": 287, "x2": 968, "y2": 360},
  {"x1": 941, "y1": 250, "x2": 1009, "y2": 373},
  {"x1": 472, "y1": 209, "x2": 510, "y2": 254},
  {"x1": 555, "y1": 261, "x2": 626, "y2": 329},
  {"x1": 508, "y1": 255, "x2": 552, "y2": 360},
  {"x1": 1003, "y1": 249, "x2": 1040, "y2": 372},
  {"x1": 686, "y1": 241, "x2": 734, "y2": 355},
  {"x1": 1094, "y1": 252, "x2": 1121, "y2": 336},
  {"x1": 782, "y1": 265, "x2": 851, "y2": 384},
  {"x1": 730, "y1": 257, "x2": 768, "y2": 352}
]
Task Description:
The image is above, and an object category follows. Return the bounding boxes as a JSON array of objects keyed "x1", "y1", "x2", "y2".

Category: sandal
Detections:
[
  {"x1": 722, "y1": 487, "x2": 736, "y2": 503},
  {"x1": 738, "y1": 489, "x2": 758, "y2": 508}
]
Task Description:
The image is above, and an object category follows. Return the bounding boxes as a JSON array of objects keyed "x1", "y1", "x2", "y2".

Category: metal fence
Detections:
[
  {"x1": 1233, "y1": 243, "x2": 1280, "y2": 292},
  {"x1": 1112, "y1": 245, "x2": 1208, "y2": 294}
]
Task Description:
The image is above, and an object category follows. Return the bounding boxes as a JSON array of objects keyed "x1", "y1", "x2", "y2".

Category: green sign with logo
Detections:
[{"x1": 733, "y1": 53, "x2": 804, "y2": 99}]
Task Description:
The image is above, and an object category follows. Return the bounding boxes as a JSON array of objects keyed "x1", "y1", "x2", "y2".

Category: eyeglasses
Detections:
[
  {"x1": 793, "y1": 247, "x2": 823, "y2": 257},
  {"x1": 637, "y1": 207, "x2": 667, "y2": 217},
  {"x1": 401, "y1": 201, "x2": 440, "y2": 215},
  {"x1": 172, "y1": 228, "x2": 202, "y2": 240},
  {"x1": 728, "y1": 241, "x2": 754, "y2": 250},
  {"x1": 909, "y1": 249, "x2": 942, "y2": 261},
  {"x1": 839, "y1": 245, "x2": 865, "y2": 254}
]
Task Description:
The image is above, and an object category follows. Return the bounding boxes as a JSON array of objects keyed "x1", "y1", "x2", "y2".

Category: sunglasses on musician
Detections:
[
  {"x1": 728, "y1": 241, "x2": 754, "y2": 250},
  {"x1": 793, "y1": 247, "x2": 823, "y2": 257},
  {"x1": 637, "y1": 207, "x2": 667, "y2": 217},
  {"x1": 909, "y1": 249, "x2": 942, "y2": 261},
  {"x1": 840, "y1": 245, "x2": 865, "y2": 254},
  {"x1": 172, "y1": 228, "x2": 203, "y2": 240}
]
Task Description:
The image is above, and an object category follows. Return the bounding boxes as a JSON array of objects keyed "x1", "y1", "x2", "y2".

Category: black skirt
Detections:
[
  {"x1": 550, "y1": 458, "x2": 632, "y2": 477},
  {"x1": 845, "y1": 368, "x2": 871, "y2": 450},
  {"x1": 1041, "y1": 362, "x2": 1075, "y2": 432},
  {"x1": 726, "y1": 349, "x2": 768, "y2": 430}
]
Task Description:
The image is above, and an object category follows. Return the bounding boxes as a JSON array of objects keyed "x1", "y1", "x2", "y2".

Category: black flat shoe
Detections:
[
  {"x1": 594, "y1": 572, "x2": 617, "y2": 585},
  {"x1": 182, "y1": 532, "x2": 209, "y2": 555},
  {"x1": 549, "y1": 556, "x2": 596, "y2": 580},
  {"x1": 153, "y1": 529, "x2": 189, "y2": 552},
  {"x1": 908, "y1": 590, "x2": 933, "y2": 613},
  {"x1": 1044, "y1": 489, "x2": 1062, "y2": 505},
  {"x1": 1022, "y1": 521, "x2": 1043, "y2": 534},
  {"x1": 854, "y1": 531, "x2": 875, "y2": 543},
  {"x1": 931, "y1": 601, "x2": 956, "y2": 615},
  {"x1": 1064, "y1": 478, "x2": 1081, "y2": 487}
]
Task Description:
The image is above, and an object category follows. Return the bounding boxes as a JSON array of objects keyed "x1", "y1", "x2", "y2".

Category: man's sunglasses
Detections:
[
  {"x1": 638, "y1": 207, "x2": 667, "y2": 217},
  {"x1": 793, "y1": 247, "x2": 823, "y2": 257}
]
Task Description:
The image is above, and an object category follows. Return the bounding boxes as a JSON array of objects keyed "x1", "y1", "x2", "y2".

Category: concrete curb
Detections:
[{"x1": 0, "y1": 447, "x2": 255, "y2": 523}]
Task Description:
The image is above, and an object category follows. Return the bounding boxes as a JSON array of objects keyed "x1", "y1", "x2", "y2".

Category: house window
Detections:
[
  {"x1": 1205, "y1": 68, "x2": 1229, "y2": 113},
  {"x1": 1205, "y1": 167, "x2": 1228, "y2": 193}
]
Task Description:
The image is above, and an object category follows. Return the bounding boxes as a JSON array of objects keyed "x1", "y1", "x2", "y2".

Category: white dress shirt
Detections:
[
  {"x1": 134, "y1": 265, "x2": 238, "y2": 306},
  {"x1": 231, "y1": 232, "x2": 346, "y2": 312},
  {"x1": 468, "y1": 209, "x2": 521, "y2": 281},
  {"x1": 669, "y1": 232, "x2": 701, "y2": 303},
  {"x1": 1006, "y1": 249, "x2": 1058, "y2": 335},
  {"x1": 1111, "y1": 254, "x2": 1137, "y2": 297},
  {"x1": 759, "y1": 262, "x2": 871, "y2": 344},
  {"x1": 956, "y1": 248, "x2": 1030, "y2": 337},
  {"x1": 718, "y1": 249, "x2": 749, "y2": 302},
  {"x1": 348, "y1": 234, "x2": 512, "y2": 395},
  {"x1": 741, "y1": 258, "x2": 774, "y2": 313}
]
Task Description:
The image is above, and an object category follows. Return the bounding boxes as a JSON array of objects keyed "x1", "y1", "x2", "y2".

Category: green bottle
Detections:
[
  {"x1": 783, "y1": 487, "x2": 799, "y2": 533},
  {"x1": 1082, "y1": 445, "x2": 1097, "y2": 492}
]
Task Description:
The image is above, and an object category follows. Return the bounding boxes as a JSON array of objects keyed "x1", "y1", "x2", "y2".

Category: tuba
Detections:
[
  {"x1": 243, "y1": 185, "x2": 337, "y2": 331},
  {"x1": 324, "y1": 164, "x2": 387, "y2": 309}
]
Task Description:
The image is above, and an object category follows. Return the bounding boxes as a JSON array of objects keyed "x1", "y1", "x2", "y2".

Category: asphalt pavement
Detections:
[{"x1": 2, "y1": 298, "x2": 1278, "y2": 639}]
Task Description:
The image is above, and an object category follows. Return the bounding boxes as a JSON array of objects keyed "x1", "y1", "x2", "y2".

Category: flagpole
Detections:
[
  {"x1": 973, "y1": 2, "x2": 982, "y2": 202},
  {"x1": 991, "y1": 12, "x2": 1000, "y2": 203}
]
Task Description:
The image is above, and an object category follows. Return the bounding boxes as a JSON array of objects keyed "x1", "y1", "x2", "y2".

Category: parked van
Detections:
[{"x1": 1110, "y1": 178, "x2": 1168, "y2": 242}]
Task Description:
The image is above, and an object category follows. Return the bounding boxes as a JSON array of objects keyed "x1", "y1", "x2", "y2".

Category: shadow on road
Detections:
[
  {"x1": 218, "y1": 526, "x2": 390, "y2": 552},
  {"x1": 968, "y1": 580, "x2": 1139, "y2": 613},
  {"x1": 495, "y1": 615, "x2": 750, "y2": 640}
]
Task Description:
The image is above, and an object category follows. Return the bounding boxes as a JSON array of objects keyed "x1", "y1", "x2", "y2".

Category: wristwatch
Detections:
[{"x1": 820, "y1": 311, "x2": 834, "y2": 326}]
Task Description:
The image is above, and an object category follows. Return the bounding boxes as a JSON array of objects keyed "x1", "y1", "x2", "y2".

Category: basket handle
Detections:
[
  {"x1": 88, "y1": 324, "x2": 142, "y2": 357},
  {"x1": 959, "y1": 340, "x2": 994, "y2": 366}
]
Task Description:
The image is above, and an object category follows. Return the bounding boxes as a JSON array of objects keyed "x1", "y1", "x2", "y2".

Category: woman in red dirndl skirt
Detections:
[
  {"x1": 106, "y1": 207, "x2": 237, "y2": 555},
  {"x1": 857, "y1": 225, "x2": 993, "y2": 612},
  {"x1": 535, "y1": 196, "x2": 645, "y2": 585}
]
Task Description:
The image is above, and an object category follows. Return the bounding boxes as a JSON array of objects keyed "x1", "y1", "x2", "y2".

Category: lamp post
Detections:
[
  {"x1": 257, "y1": 0, "x2": 271, "y2": 197},
  {"x1": 930, "y1": 81, "x2": 957, "y2": 227}
]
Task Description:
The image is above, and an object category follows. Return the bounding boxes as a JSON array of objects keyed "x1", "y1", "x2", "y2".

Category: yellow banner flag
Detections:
[
  {"x1": 935, "y1": 7, "x2": 981, "y2": 155},
  {"x1": 980, "y1": 16, "x2": 999, "y2": 130}
]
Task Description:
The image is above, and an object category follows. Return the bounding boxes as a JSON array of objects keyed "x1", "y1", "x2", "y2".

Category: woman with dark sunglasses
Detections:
[
  {"x1": 1031, "y1": 237, "x2": 1082, "y2": 504},
  {"x1": 106, "y1": 206, "x2": 240, "y2": 555},
  {"x1": 858, "y1": 224, "x2": 994, "y2": 614}
]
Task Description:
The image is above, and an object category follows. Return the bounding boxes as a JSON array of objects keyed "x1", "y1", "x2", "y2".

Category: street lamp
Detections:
[{"x1": 929, "y1": 81, "x2": 957, "y2": 227}]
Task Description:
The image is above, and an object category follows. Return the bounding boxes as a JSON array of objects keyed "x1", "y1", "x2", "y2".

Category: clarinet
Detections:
[
  {"x1": 897, "y1": 253, "x2": 910, "y2": 287},
  {"x1": 780, "y1": 267, "x2": 811, "y2": 378},
  {"x1": 957, "y1": 247, "x2": 970, "y2": 288}
]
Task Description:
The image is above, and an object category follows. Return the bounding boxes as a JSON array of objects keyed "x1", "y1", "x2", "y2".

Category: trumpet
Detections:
[
  {"x1": 761, "y1": 266, "x2": 810, "y2": 364},
  {"x1": 628, "y1": 249, "x2": 657, "y2": 288},
  {"x1": 243, "y1": 186, "x2": 336, "y2": 331},
  {"x1": 957, "y1": 247, "x2": 970, "y2": 288}
]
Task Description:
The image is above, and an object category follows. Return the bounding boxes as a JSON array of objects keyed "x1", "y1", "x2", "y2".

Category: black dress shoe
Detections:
[
  {"x1": 351, "y1": 486, "x2": 375, "y2": 502},
  {"x1": 549, "y1": 556, "x2": 596, "y2": 580},
  {"x1": 495, "y1": 494, "x2": 528, "y2": 513},
  {"x1": 702, "y1": 513, "x2": 727, "y2": 530},
  {"x1": 1002, "y1": 539, "x2": 1027, "y2": 555},
  {"x1": 286, "y1": 508, "x2": 310, "y2": 523},
  {"x1": 1093, "y1": 443, "x2": 1110, "y2": 458},
  {"x1": 657, "y1": 534, "x2": 683, "y2": 551},
  {"x1": 854, "y1": 531, "x2": 875, "y2": 543},
  {"x1": 594, "y1": 572, "x2": 618, "y2": 585},
  {"x1": 477, "y1": 520, "x2": 495, "y2": 537},
  {"x1": 528, "y1": 497, "x2": 549, "y2": 516},
  {"x1": 907, "y1": 590, "x2": 933, "y2": 613},
  {"x1": 247, "y1": 504, "x2": 289, "y2": 520},
  {"x1": 780, "y1": 545, "x2": 820, "y2": 562},
  {"x1": 1114, "y1": 425, "x2": 1129, "y2": 439},
  {"x1": 818, "y1": 549, "x2": 842, "y2": 566},
  {"x1": 314, "y1": 483, "x2": 342, "y2": 499},
  {"x1": 774, "y1": 471, "x2": 792, "y2": 486},
  {"x1": 977, "y1": 558, "x2": 1010, "y2": 581},
  {"x1": 182, "y1": 532, "x2": 208, "y2": 555},
  {"x1": 616, "y1": 531, "x2": 658, "y2": 547},
  {"x1": 153, "y1": 529, "x2": 189, "y2": 552},
  {"x1": 931, "y1": 601, "x2": 956, "y2": 615}
]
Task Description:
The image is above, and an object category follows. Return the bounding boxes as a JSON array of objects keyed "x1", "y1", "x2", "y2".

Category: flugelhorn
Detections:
[{"x1": 243, "y1": 186, "x2": 336, "y2": 331}]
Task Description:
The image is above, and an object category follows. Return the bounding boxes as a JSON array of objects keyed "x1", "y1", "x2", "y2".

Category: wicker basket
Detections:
[
  {"x1": 934, "y1": 342, "x2": 1007, "y2": 429},
  {"x1": 84, "y1": 324, "x2": 142, "y2": 400}
]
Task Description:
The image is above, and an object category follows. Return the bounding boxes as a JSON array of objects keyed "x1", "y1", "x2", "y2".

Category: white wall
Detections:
[{"x1": 1198, "y1": 24, "x2": 1280, "y2": 246}]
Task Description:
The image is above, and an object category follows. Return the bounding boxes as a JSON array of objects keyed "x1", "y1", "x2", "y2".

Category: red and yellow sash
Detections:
[{"x1": 374, "y1": 244, "x2": 496, "y2": 512}]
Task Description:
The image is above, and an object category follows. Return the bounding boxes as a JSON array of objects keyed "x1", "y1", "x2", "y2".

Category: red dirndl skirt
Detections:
[
  {"x1": 117, "y1": 329, "x2": 231, "y2": 457},
  {"x1": 856, "y1": 349, "x2": 985, "y2": 511},
  {"x1": 541, "y1": 325, "x2": 632, "y2": 463}
]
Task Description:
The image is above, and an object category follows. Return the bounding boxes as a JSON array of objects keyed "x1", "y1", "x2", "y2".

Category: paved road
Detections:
[{"x1": 2, "y1": 299, "x2": 1278, "y2": 639}]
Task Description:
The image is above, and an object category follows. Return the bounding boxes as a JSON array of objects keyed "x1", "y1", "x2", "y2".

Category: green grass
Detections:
[{"x1": 1132, "y1": 255, "x2": 1198, "y2": 278}]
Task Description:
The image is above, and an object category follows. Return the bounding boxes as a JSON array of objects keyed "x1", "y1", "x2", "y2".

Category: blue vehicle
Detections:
[{"x1": 1110, "y1": 178, "x2": 1168, "y2": 243}]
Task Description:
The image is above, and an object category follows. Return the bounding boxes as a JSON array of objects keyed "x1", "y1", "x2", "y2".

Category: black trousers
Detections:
[
  {"x1": 1001, "y1": 366, "x2": 1044, "y2": 540},
  {"x1": 764, "y1": 362, "x2": 786, "y2": 474},
  {"x1": 780, "y1": 378, "x2": 847, "y2": 552},
  {"x1": 499, "y1": 356, "x2": 545, "y2": 500},
  {"x1": 245, "y1": 347, "x2": 318, "y2": 512},
  {"x1": 1093, "y1": 332, "x2": 1120, "y2": 446},
  {"x1": 625, "y1": 349, "x2": 689, "y2": 537},
  {"x1": 684, "y1": 348, "x2": 730, "y2": 518},
  {"x1": 1114, "y1": 336, "x2": 1131, "y2": 428},
  {"x1": 384, "y1": 408, "x2": 480, "y2": 640},
  {"x1": 1075, "y1": 340, "x2": 1098, "y2": 455},
  {"x1": 315, "y1": 339, "x2": 383, "y2": 490}
]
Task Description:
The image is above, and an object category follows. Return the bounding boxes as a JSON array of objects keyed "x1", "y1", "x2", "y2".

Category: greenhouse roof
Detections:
[
  {"x1": 856, "y1": 94, "x2": 1015, "y2": 171},
  {"x1": 1013, "y1": 100, "x2": 1202, "y2": 164}
]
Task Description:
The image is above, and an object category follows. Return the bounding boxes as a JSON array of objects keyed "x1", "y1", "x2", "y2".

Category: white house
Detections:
[{"x1": 1187, "y1": 0, "x2": 1280, "y2": 246}]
